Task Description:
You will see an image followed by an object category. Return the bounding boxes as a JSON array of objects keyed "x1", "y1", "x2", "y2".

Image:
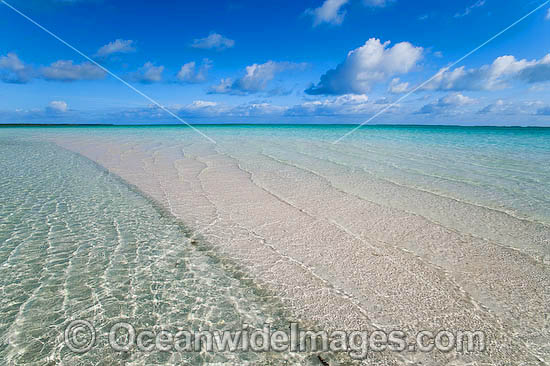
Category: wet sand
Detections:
[{"x1": 55, "y1": 130, "x2": 550, "y2": 365}]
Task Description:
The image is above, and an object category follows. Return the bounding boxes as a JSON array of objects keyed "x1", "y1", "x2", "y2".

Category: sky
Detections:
[{"x1": 1, "y1": 0, "x2": 550, "y2": 125}]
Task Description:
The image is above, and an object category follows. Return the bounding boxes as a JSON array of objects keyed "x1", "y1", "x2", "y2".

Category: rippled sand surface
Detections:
[
  {"x1": 0, "y1": 137, "x2": 318, "y2": 365},
  {"x1": 1, "y1": 126, "x2": 549, "y2": 365}
]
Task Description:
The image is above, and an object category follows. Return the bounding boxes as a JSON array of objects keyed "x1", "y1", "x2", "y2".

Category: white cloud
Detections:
[
  {"x1": 478, "y1": 99, "x2": 516, "y2": 115},
  {"x1": 176, "y1": 59, "x2": 212, "y2": 83},
  {"x1": 177, "y1": 94, "x2": 380, "y2": 118},
  {"x1": 135, "y1": 93, "x2": 382, "y2": 120},
  {"x1": 0, "y1": 103, "x2": 78, "y2": 123},
  {"x1": 546, "y1": 8, "x2": 550, "y2": 20},
  {"x1": 0, "y1": 53, "x2": 33, "y2": 83},
  {"x1": 438, "y1": 93, "x2": 476, "y2": 107},
  {"x1": 454, "y1": 0, "x2": 486, "y2": 18},
  {"x1": 306, "y1": 38, "x2": 423, "y2": 95},
  {"x1": 233, "y1": 103, "x2": 288, "y2": 117},
  {"x1": 172, "y1": 100, "x2": 227, "y2": 117},
  {"x1": 1, "y1": 53, "x2": 107, "y2": 83},
  {"x1": 417, "y1": 93, "x2": 475, "y2": 114},
  {"x1": 363, "y1": 0, "x2": 394, "y2": 6},
  {"x1": 518, "y1": 54, "x2": 550, "y2": 83},
  {"x1": 423, "y1": 54, "x2": 550, "y2": 91},
  {"x1": 306, "y1": 0, "x2": 349, "y2": 26},
  {"x1": 0, "y1": 53, "x2": 25, "y2": 71},
  {"x1": 47, "y1": 100, "x2": 68, "y2": 113},
  {"x1": 96, "y1": 39, "x2": 136, "y2": 57},
  {"x1": 209, "y1": 78, "x2": 234, "y2": 94},
  {"x1": 191, "y1": 33, "x2": 235, "y2": 50},
  {"x1": 210, "y1": 61, "x2": 306, "y2": 95},
  {"x1": 305, "y1": 0, "x2": 393, "y2": 26},
  {"x1": 171, "y1": 100, "x2": 287, "y2": 118},
  {"x1": 130, "y1": 62, "x2": 164, "y2": 83},
  {"x1": 479, "y1": 99, "x2": 506, "y2": 114},
  {"x1": 479, "y1": 99, "x2": 544, "y2": 115},
  {"x1": 41, "y1": 60, "x2": 105, "y2": 81},
  {"x1": 287, "y1": 93, "x2": 396, "y2": 116},
  {"x1": 388, "y1": 78, "x2": 409, "y2": 93},
  {"x1": 335, "y1": 94, "x2": 369, "y2": 103},
  {"x1": 188, "y1": 100, "x2": 218, "y2": 109}
]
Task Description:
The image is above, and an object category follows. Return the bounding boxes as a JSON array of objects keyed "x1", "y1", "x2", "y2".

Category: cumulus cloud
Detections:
[
  {"x1": 306, "y1": 0, "x2": 349, "y2": 26},
  {"x1": 176, "y1": 59, "x2": 212, "y2": 83},
  {"x1": 306, "y1": 0, "x2": 393, "y2": 26},
  {"x1": 161, "y1": 94, "x2": 385, "y2": 119},
  {"x1": 232, "y1": 103, "x2": 288, "y2": 117},
  {"x1": 1, "y1": 53, "x2": 108, "y2": 83},
  {"x1": 454, "y1": 0, "x2": 486, "y2": 18},
  {"x1": 47, "y1": 100, "x2": 68, "y2": 113},
  {"x1": 187, "y1": 100, "x2": 219, "y2": 109},
  {"x1": 0, "y1": 53, "x2": 33, "y2": 83},
  {"x1": 478, "y1": 99, "x2": 505, "y2": 114},
  {"x1": 0, "y1": 100, "x2": 78, "y2": 123},
  {"x1": 135, "y1": 93, "x2": 383, "y2": 120},
  {"x1": 0, "y1": 53, "x2": 25, "y2": 71},
  {"x1": 96, "y1": 39, "x2": 136, "y2": 57},
  {"x1": 423, "y1": 54, "x2": 550, "y2": 91},
  {"x1": 286, "y1": 94, "x2": 379, "y2": 116},
  {"x1": 417, "y1": 93, "x2": 475, "y2": 114},
  {"x1": 153, "y1": 100, "x2": 287, "y2": 119},
  {"x1": 41, "y1": 60, "x2": 106, "y2": 81},
  {"x1": 210, "y1": 61, "x2": 306, "y2": 95},
  {"x1": 209, "y1": 78, "x2": 234, "y2": 94},
  {"x1": 517, "y1": 55, "x2": 550, "y2": 83},
  {"x1": 388, "y1": 78, "x2": 409, "y2": 93},
  {"x1": 306, "y1": 38, "x2": 423, "y2": 95},
  {"x1": 191, "y1": 33, "x2": 235, "y2": 50},
  {"x1": 130, "y1": 62, "x2": 164, "y2": 83},
  {"x1": 173, "y1": 100, "x2": 228, "y2": 117},
  {"x1": 476, "y1": 99, "x2": 542, "y2": 115}
]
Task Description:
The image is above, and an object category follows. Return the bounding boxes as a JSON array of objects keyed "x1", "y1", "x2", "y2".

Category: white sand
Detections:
[{"x1": 55, "y1": 134, "x2": 550, "y2": 365}]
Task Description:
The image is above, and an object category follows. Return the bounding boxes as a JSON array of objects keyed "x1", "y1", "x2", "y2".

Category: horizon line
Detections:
[{"x1": 1, "y1": 123, "x2": 549, "y2": 129}]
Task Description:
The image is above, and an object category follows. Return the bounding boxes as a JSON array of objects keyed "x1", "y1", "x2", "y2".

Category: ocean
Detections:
[{"x1": 1, "y1": 125, "x2": 549, "y2": 365}]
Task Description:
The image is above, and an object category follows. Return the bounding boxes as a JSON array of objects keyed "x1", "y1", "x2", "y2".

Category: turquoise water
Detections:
[
  {"x1": 10, "y1": 124, "x2": 548, "y2": 223},
  {"x1": 0, "y1": 137, "x2": 315, "y2": 365},
  {"x1": 1, "y1": 125, "x2": 550, "y2": 365}
]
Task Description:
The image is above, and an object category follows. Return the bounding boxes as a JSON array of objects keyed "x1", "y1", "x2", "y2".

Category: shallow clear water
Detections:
[
  {"x1": 11, "y1": 124, "x2": 548, "y2": 224},
  {"x1": 0, "y1": 137, "x2": 314, "y2": 365},
  {"x1": 1, "y1": 125, "x2": 549, "y2": 365}
]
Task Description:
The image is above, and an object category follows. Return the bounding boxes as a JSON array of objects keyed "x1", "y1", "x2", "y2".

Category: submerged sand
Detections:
[{"x1": 55, "y1": 131, "x2": 550, "y2": 365}]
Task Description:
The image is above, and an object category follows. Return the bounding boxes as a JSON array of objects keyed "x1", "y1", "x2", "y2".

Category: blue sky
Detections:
[{"x1": 1, "y1": 0, "x2": 550, "y2": 125}]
